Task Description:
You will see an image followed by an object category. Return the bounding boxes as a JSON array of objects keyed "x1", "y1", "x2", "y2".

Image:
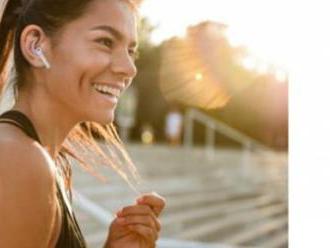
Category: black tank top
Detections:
[{"x1": 0, "y1": 110, "x2": 87, "y2": 248}]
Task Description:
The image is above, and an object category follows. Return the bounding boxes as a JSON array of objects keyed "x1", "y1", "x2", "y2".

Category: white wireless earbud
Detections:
[{"x1": 33, "y1": 47, "x2": 51, "y2": 69}]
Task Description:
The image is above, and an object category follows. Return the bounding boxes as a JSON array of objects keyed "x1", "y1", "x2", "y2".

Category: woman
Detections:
[{"x1": 0, "y1": 0, "x2": 166, "y2": 247}]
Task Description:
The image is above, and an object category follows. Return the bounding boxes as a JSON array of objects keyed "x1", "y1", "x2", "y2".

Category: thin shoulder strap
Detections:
[
  {"x1": 0, "y1": 110, "x2": 75, "y2": 217},
  {"x1": 0, "y1": 110, "x2": 42, "y2": 144},
  {"x1": 0, "y1": 110, "x2": 87, "y2": 247}
]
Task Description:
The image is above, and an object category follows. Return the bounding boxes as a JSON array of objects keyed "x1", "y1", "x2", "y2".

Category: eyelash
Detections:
[
  {"x1": 129, "y1": 49, "x2": 139, "y2": 60},
  {"x1": 96, "y1": 37, "x2": 139, "y2": 60},
  {"x1": 97, "y1": 37, "x2": 114, "y2": 49}
]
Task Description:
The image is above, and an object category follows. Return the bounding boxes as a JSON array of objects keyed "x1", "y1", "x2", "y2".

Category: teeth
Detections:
[{"x1": 92, "y1": 83, "x2": 120, "y2": 97}]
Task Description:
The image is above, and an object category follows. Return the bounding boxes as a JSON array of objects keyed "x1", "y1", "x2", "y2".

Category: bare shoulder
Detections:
[
  {"x1": 0, "y1": 124, "x2": 57, "y2": 247},
  {"x1": 0, "y1": 124, "x2": 56, "y2": 179}
]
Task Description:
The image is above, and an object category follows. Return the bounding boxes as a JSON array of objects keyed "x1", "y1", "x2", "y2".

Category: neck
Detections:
[{"x1": 12, "y1": 86, "x2": 80, "y2": 159}]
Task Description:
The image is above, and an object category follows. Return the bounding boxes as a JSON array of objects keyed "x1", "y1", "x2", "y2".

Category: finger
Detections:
[
  {"x1": 127, "y1": 223, "x2": 159, "y2": 244},
  {"x1": 108, "y1": 218, "x2": 132, "y2": 241},
  {"x1": 136, "y1": 192, "x2": 166, "y2": 217},
  {"x1": 117, "y1": 205, "x2": 161, "y2": 232},
  {"x1": 117, "y1": 214, "x2": 161, "y2": 232},
  {"x1": 117, "y1": 204, "x2": 153, "y2": 217}
]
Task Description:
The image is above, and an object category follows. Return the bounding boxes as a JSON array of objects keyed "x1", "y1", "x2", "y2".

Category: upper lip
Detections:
[{"x1": 93, "y1": 82, "x2": 125, "y2": 93}]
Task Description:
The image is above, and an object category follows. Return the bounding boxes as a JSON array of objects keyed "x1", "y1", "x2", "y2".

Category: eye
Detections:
[
  {"x1": 96, "y1": 37, "x2": 114, "y2": 49},
  {"x1": 129, "y1": 49, "x2": 139, "y2": 60}
]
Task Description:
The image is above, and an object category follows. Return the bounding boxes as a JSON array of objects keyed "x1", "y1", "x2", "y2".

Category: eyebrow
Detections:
[{"x1": 90, "y1": 25, "x2": 138, "y2": 48}]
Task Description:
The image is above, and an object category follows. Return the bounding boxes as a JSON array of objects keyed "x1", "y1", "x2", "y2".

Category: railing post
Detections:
[
  {"x1": 205, "y1": 122, "x2": 215, "y2": 160},
  {"x1": 241, "y1": 141, "x2": 252, "y2": 179},
  {"x1": 184, "y1": 110, "x2": 193, "y2": 148},
  {"x1": 183, "y1": 108, "x2": 270, "y2": 164}
]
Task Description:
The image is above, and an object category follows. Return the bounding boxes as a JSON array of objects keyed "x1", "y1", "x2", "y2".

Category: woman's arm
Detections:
[{"x1": 0, "y1": 139, "x2": 58, "y2": 248}]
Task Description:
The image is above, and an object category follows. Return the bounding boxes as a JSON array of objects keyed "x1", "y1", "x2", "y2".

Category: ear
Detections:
[{"x1": 20, "y1": 25, "x2": 50, "y2": 68}]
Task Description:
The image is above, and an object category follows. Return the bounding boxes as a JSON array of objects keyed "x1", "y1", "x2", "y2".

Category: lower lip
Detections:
[{"x1": 93, "y1": 88, "x2": 118, "y2": 104}]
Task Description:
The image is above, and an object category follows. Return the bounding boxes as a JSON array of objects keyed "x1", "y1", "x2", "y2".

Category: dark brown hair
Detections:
[{"x1": 0, "y1": 0, "x2": 141, "y2": 199}]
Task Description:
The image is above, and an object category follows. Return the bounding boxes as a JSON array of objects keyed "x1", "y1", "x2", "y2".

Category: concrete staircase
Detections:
[{"x1": 71, "y1": 143, "x2": 288, "y2": 248}]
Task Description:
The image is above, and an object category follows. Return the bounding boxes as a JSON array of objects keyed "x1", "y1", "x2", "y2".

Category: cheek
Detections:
[
  {"x1": 78, "y1": 52, "x2": 111, "y2": 89},
  {"x1": 51, "y1": 47, "x2": 111, "y2": 92}
]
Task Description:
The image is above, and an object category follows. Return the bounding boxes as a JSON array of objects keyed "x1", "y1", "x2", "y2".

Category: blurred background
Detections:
[
  {"x1": 72, "y1": 1, "x2": 288, "y2": 247},
  {"x1": 0, "y1": 0, "x2": 288, "y2": 247}
]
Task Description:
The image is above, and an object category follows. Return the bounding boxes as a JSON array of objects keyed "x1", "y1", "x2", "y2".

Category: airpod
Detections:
[{"x1": 33, "y1": 47, "x2": 51, "y2": 69}]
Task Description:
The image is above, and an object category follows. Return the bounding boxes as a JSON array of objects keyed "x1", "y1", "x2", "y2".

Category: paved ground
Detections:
[{"x1": 71, "y1": 143, "x2": 288, "y2": 248}]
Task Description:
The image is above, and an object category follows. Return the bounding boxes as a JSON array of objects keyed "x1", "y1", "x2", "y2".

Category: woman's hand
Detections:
[{"x1": 104, "y1": 192, "x2": 166, "y2": 248}]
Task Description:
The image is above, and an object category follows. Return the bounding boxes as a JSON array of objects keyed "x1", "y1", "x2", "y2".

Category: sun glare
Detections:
[
  {"x1": 195, "y1": 73, "x2": 203, "y2": 81},
  {"x1": 140, "y1": 0, "x2": 290, "y2": 71},
  {"x1": 275, "y1": 69, "x2": 288, "y2": 83},
  {"x1": 141, "y1": 0, "x2": 290, "y2": 109},
  {"x1": 241, "y1": 57, "x2": 258, "y2": 71}
]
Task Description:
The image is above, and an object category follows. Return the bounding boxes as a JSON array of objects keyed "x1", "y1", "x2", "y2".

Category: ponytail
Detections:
[
  {"x1": 0, "y1": 0, "x2": 21, "y2": 79},
  {"x1": 0, "y1": 0, "x2": 21, "y2": 113}
]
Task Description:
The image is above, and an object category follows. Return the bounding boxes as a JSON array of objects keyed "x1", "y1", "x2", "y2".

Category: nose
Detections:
[{"x1": 111, "y1": 50, "x2": 137, "y2": 80}]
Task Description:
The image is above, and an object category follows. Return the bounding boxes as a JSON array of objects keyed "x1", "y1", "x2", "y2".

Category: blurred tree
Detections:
[
  {"x1": 137, "y1": 17, "x2": 156, "y2": 51},
  {"x1": 159, "y1": 21, "x2": 256, "y2": 109},
  {"x1": 129, "y1": 17, "x2": 168, "y2": 141},
  {"x1": 159, "y1": 21, "x2": 288, "y2": 149},
  {"x1": 126, "y1": 17, "x2": 288, "y2": 149}
]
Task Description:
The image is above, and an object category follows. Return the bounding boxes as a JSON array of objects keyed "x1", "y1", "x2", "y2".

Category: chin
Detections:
[
  {"x1": 87, "y1": 109, "x2": 115, "y2": 125},
  {"x1": 100, "y1": 111, "x2": 115, "y2": 125}
]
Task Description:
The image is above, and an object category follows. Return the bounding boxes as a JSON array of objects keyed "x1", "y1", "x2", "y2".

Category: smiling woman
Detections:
[{"x1": 0, "y1": 0, "x2": 165, "y2": 247}]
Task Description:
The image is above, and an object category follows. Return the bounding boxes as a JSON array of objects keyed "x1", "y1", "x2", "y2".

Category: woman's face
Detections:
[{"x1": 45, "y1": 0, "x2": 138, "y2": 124}]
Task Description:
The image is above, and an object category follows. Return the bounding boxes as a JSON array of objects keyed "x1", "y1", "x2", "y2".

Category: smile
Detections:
[{"x1": 92, "y1": 83, "x2": 121, "y2": 97}]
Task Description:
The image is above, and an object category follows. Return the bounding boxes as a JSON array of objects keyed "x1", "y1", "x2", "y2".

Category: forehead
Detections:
[{"x1": 61, "y1": 0, "x2": 137, "y2": 42}]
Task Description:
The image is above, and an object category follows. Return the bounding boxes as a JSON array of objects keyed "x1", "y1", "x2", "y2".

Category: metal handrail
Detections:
[
  {"x1": 184, "y1": 108, "x2": 272, "y2": 158},
  {"x1": 74, "y1": 191, "x2": 231, "y2": 248},
  {"x1": 157, "y1": 238, "x2": 233, "y2": 248}
]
